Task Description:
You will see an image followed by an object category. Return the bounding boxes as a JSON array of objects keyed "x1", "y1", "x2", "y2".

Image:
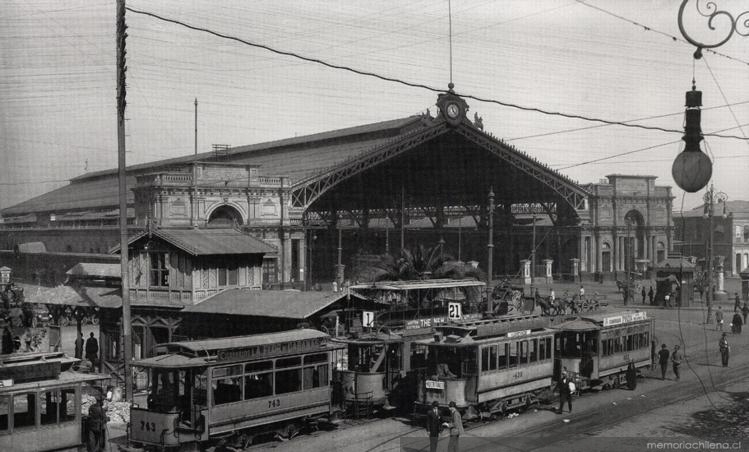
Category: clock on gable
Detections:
[{"x1": 436, "y1": 84, "x2": 469, "y2": 127}]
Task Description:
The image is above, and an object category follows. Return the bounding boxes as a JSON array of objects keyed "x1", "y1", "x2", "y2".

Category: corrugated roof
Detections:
[
  {"x1": 66, "y1": 263, "x2": 121, "y2": 278},
  {"x1": 350, "y1": 279, "x2": 485, "y2": 291},
  {"x1": 183, "y1": 289, "x2": 366, "y2": 319},
  {"x1": 1, "y1": 117, "x2": 422, "y2": 216},
  {"x1": 112, "y1": 228, "x2": 276, "y2": 256}
]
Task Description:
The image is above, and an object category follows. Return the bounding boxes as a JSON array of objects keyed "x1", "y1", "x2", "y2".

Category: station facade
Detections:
[{"x1": 0, "y1": 92, "x2": 674, "y2": 285}]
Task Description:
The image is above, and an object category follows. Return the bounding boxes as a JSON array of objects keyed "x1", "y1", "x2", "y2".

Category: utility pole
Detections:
[
  {"x1": 530, "y1": 212, "x2": 536, "y2": 298},
  {"x1": 194, "y1": 98, "x2": 198, "y2": 155},
  {"x1": 116, "y1": 0, "x2": 133, "y2": 402},
  {"x1": 487, "y1": 187, "x2": 495, "y2": 314},
  {"x1": 703, "y1": 183, "x2": 726, "y2": 324}
]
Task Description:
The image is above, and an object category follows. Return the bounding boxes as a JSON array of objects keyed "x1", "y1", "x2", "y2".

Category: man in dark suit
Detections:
[
  {"x1": 425, "y1": 401, "x2": 442, "y2": 452},
  {"x1": 557, "y1": 371, "x2": 573, "y2": 413},
  {"x1": 87, "y1": 395, "x2": 107, "y2": 452}
]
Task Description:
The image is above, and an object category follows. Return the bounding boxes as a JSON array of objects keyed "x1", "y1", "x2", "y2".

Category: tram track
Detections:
[{"x1": 460, "y1": 359, "x2": 749, "y2": 451}]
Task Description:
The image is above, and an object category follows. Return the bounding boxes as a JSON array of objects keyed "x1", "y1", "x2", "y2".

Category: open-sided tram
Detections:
[
  {"x1": 129, "y1": 328, "x2": 343, "y2": 450},
  {"x1": 553, "y1": 310, "x2": 653, "y2": 389},
  {"x1": 333, "y1": 279, "x2": 485, "y2": 415},
  {"x1": 0, "y1": 351, "x2": 108, "y2": 452}
]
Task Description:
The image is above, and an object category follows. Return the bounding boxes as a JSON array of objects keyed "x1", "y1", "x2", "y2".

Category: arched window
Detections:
[
  {"x1": 601, "y1": 242, "x2": 612, "y2": 272},
  {"x1": 656, "y1": 242, "x2": 666, "y2": 264},
  {"x1": 208, "y1": 205, "x2": 242, "y2": 228}
]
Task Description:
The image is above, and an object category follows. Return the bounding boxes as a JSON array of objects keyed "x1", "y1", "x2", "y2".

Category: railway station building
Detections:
[{"x1": 1, "y1": 91, "x2": 674, "y2": 288}]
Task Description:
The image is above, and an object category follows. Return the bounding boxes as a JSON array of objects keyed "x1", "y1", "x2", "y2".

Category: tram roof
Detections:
[
  {"x1": 350, "y1": 279, "x2": 485, "y2": 291},
  {"x1": 553, "y1": 310, "x2": 649, "y2": 331},
  {"x1": 158, "y1": 328, "x2": 329, "y2": 357}
]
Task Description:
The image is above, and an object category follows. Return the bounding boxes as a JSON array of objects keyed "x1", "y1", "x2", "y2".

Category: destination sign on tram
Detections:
[
  {"x1": 425, "y1": 380, "x2": 445, "y2": 390},
  {"x1": 602, "y1": 311, "x2": 646, "y2": 327}
]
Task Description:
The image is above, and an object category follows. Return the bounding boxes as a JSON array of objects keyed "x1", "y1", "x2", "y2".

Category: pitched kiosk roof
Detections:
[
  {"x1": 183, "y1": 288, "x2": 368, "y2": 319},
  {"x1": 112, "y1": 228, "x2": 277, "y2": 256},
  {"x1": 2, "y1": 116, "x2": 423, "y2": 216}
]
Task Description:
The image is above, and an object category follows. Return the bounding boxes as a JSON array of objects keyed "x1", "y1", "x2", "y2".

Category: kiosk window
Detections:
[
  {"x1": 13, "y1": 393, "x2": 36, "y2": 429},
  {"x1": 40, "y1": 390, "x2": 58, "y2": 425},
  {"x1": 0, "y1": 395, "x2": 8, "y2": 431},
  {"x1": 60, "y1": 388, "x2": 76, "y2": 422}
]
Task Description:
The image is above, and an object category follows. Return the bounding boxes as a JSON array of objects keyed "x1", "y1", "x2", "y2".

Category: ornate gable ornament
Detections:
[{"x1": 436, "y1": 83, "x2": 469, "y2": 127}]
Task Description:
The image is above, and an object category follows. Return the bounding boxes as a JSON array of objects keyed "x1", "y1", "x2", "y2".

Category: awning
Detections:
[{"x1": 15, "y1": 283, "x2": 122, "y2": 309}]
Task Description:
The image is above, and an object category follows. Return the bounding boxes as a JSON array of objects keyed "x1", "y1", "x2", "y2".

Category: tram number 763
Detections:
[
  {"x1": 268, "y1": 398, "x2": 281, "y2": 409},
  {"x1": 140, "y1": 421, "x2": 156, "y2": 432}
]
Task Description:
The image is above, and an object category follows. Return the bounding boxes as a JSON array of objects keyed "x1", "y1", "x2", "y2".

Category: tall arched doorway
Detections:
[
  {"x1": 207, "y1": 205, "x2": 243, "y2": 228},
  {"x1": 623, "y1": 210, "x2": 646, "y2": 268}
]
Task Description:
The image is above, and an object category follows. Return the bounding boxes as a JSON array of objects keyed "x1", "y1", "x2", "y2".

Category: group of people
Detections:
[
  {"x1": 75, "y1": 331, "x2": 99, "y2": 368},
  {"x1": 425, "y1": 400, "x2": 464, "y2": 452},
  {"x1": 656, "y1": 343, "x2": 683, "y2": 380}
]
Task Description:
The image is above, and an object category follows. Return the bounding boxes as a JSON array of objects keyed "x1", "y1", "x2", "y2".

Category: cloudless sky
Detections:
[{"x1": 1, "y1": 0, "x2": 747, "y2": 212}]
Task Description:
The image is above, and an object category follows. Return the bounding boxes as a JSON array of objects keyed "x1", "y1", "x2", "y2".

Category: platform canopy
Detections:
[{"x1": 291, "y1": 93, "x2": 591, "y2": 225}]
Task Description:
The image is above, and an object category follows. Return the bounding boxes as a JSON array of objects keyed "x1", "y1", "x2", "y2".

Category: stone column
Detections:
[
  {"x1": 520, "y1": 259, "x2": 531, "y2": 285},
  {"x1": 570, "y1": 258, "x2": 580, "y2": 281},
  {"x1": 716, "y1": 255, "x2": 726, "y2": 293},
  {"x1": 544, "y1": 259, "x2": 553, "y2": 284}
]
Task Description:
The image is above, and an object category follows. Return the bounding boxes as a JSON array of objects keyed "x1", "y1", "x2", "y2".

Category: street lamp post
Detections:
[
  {"x1": 487, "y1": 188, "x2": 495, "y2": 315},
  {"x1": 704, "y1": 183, "x2": 727, "y2": 324}
]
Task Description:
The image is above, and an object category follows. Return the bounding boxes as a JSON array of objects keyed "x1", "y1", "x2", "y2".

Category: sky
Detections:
[{"x1": 1, "y1": 0, "x2": 747, "y2": 212}]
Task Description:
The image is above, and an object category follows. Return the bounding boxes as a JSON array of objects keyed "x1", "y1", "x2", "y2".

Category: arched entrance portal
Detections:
[
  {"x1": 624, "y1": 210, "x2": 646, "y2": 270},
  {"x1": 207, "y1": 205, "x2": 243, "y2": 228}
]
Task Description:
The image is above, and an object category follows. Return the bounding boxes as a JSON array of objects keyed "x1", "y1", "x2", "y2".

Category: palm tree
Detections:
[{"x1": 365, "y1": 244, "x2": 484, "y2": 282}]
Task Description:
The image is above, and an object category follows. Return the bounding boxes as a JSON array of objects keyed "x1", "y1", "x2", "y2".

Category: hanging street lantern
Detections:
[{"x1": 672, "y1": 83, "x2": 712, "y2": 193}]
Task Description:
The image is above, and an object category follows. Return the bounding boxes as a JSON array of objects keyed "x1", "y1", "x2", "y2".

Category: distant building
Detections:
[{"x1": 674, "y1": 200, "x2": 749, "y2": 276}]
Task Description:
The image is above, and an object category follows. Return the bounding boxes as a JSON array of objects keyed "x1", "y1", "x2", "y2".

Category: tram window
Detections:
[
  {"x1": 213, "y1": 377, "x2": 242, "y2": 405},
  {"x1": 245, "y1": 373, "x2": 273, "y2": 399},
  {"x1": 519, "y1": 341, "x2": 528, "y2": 365},
  {"x1": 497, "y1": 343, "x2": 507, "y2": 368},
  {"x1": 275, "y1": 368, "x2": 302, "y2": 394},
  {"x1": 539, "y1": 337, "x2": 551, "y2": 361},
  {"x1": 508, "y1": 342, "x2": 518, "y2": 368},
  {"x1": 246, "y1": 361, "x2": 272, "y2": 373},
  {"x1": 481, "y1": 347, "x2": 490, "y2": 372},
  {"x1": 489, "y1": 346, "x2": 497, "y2": 370},
  {"x1": 276, "y1": 356, "x2": 302, "y2": 368},
  {"x1": 13, "y1": 393, "x2": 36, "y2": 429},
  {"x1": 461, "y1": 348, "x2": 478, "y2": 376},
  {"x1": 304, "y1": 353, "x2": 328, "y2": 364},
  {"x1": 303, "y1": 365, "x2": 327, "y2": 389},
  {"x1": 529, "y1": 339, "x2": 538, "y2": 363},
  {"x1": 0, "y1": 395, "x2": 8, "y2": 431},
  {"x1": 60, "y1": 389, "x2": 76, "y2": 422},
  {"x1": 40, "y1": 390, "x2": 59, "y2": 425},
  {"x1": 627, "y1": 335, "x2": 634, "y2": 351}
]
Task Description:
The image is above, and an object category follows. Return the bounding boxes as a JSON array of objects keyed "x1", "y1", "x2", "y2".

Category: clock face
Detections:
[{"x1": 446, "y1": 103, "x2": 460, "y2": 119}]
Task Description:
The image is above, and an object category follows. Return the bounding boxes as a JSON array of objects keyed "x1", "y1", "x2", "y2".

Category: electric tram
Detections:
[
  {"x1": 332, "y1": 279, "x2": 485, "y2": 415},
  {"x1": 553, "y1": 310, "x2": 653, "y2": 389},
  {"x1": 0, "y1": 351, "x2": 108, "y2": 452},
  {"x1": 414, "y1": 314, "x2": 556, "y2": 418},
  {"x1": 129, "y1": 328, "x2": 343, "y2": 450}
]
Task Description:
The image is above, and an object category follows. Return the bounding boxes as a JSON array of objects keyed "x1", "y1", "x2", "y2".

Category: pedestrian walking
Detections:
[
  {"x1": 648, "y1": 286, "x2": 654, "y2": 305},
  {"x1": 715, "y1": 306, "x2": 724, "y2": 331},
  {"x1": 85, "y1": 332, "x2": 99, "y2": 368},
  {"x1": 641, "y1": 286, "x2": 646, "y2": 304},
  {"x1": 658, "y1": 344, "x2": 670, "y2": 380},
  {"x1": 719, "y1": 333, "x2": 730, "y2": 367},
  {"x1": 74, "y1": 332, "x2": 84, "y2": 360},
  {"x1": 742, "y1": 302, "x2": 749, "y2": 325},
  {"x1": 735, "y1": 292, "x2": 741, "y2": 313},
  {"x1": 86, "y1": 395, "x2": 107, "y2": 452},
  {"x1": 579, "y1": 285, "x2": 585, "y2": 300},
  {"x1": 557, "y1": 370, "x2": 573, "y2": 413},
  {"x1": 425, "y1": 401, "x2": 441, "y2": 452},
  {"x1": 671, "y1": 345, "x2": 682, "y2": 381},
  {"x1": 445, "y1": 401, "x2": 464, "y2": 452},
  {"x1": 731, "y1": 311, "x2": 742, "y2": 334}
]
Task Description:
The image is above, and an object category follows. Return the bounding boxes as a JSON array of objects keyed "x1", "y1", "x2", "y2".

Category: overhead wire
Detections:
[
  {"x1": 124, "y1": 6, "x2": 749, "y2": 142},
  {"x1": 576, "y1": 0, "x2": 749, "y2": 67}
]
